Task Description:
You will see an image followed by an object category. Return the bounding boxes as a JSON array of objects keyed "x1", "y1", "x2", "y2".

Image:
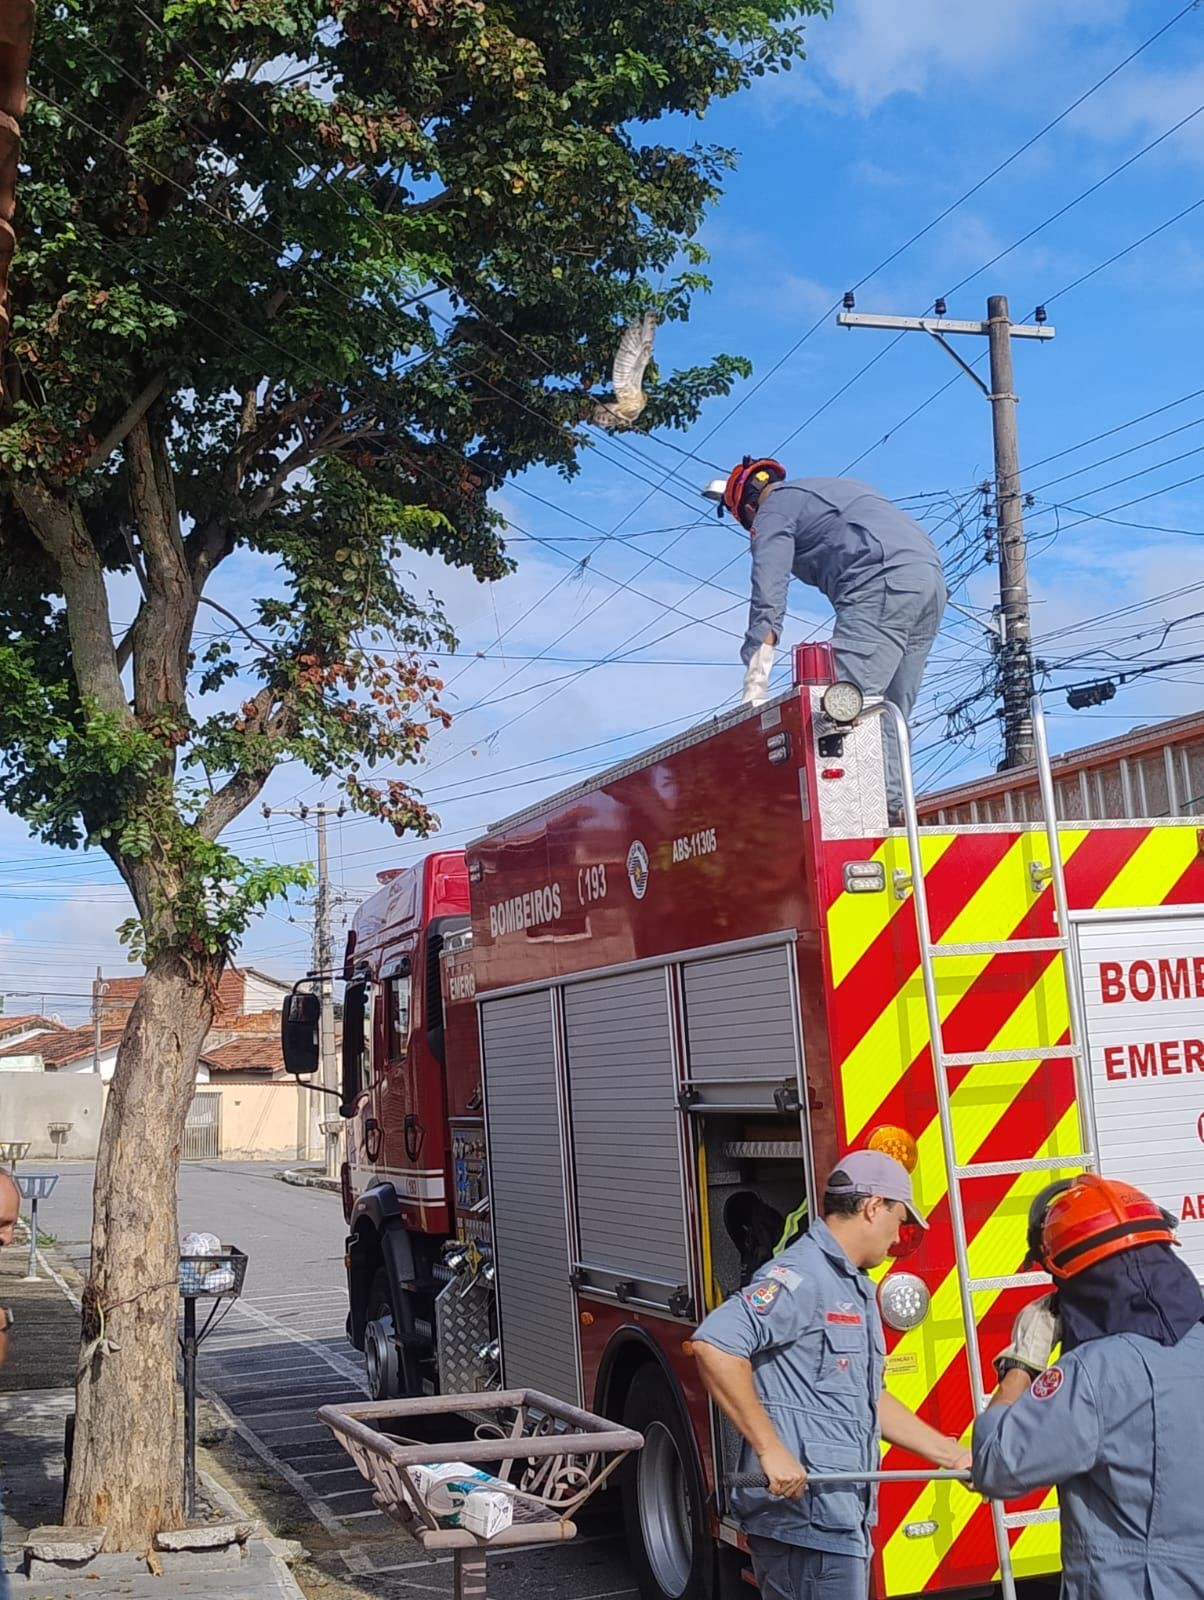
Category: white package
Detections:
[
  {"x1": 460, "y1": 1490, "x2": 513, "y2": 1538},
  {"x1": 407, "y1": 1462, "x2": 513, "y2": 1527}
]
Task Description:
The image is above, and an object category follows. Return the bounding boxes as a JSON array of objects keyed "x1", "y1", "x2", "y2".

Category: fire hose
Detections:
[{"x1": 727, "y1": 1469, "x2": 971, "y2": 1487}]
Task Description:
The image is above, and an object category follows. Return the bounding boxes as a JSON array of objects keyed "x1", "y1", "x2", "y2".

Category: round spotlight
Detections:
[
  {"x1": 879, "y1": 1271, "x2": 931, "y2": 1332},
  {"x1": 820, "y1": 680, "x2": 864, "y2": 725}
]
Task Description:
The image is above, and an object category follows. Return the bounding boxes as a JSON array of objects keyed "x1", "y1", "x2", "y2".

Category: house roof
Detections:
[
  {"x1": 101, "y1": 966, "x2": 291, "y2": 1018},
  {"x1": 0, "y1": 1014, "x2": 64, "y2": 1041},
  {"x1": 0, "y1": 1024, "x2": 123, "y2": 1068},
  {"x1": 200, "y1": 1035, "x2": 284, "y2": 1075}
]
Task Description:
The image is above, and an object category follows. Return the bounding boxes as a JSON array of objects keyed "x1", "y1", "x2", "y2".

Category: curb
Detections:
[
  {"x1": 6, "y1": 1232, "x2": 309, "y2": 1598},
  {"x1": 276, "y1": 1169, "x2": 341, "y2": 1194},
  {"x1": 12, "y1": 1218, "x2": 85, "y2": 1305}
]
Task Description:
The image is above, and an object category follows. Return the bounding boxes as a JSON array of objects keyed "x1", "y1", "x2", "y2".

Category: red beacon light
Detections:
[{"x1": 794, "y1": 641, "x2": 836, "y2": 685}]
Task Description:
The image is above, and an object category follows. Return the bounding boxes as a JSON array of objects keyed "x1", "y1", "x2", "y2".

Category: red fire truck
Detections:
[{"x1": 283, "y1": 648, "x2": 1204, "y2": 1599}]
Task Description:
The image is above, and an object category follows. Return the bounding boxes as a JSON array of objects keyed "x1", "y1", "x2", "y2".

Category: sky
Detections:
[{"x1": 7, "y1": 0, "x2": 1204, "y2": 1021}]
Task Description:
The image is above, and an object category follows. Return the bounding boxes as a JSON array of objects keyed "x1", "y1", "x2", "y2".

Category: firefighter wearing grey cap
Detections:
[
  {"x1": 692, "y1": 1151, "x2": 969, "y2": 1600},
  {"x1": 703, "y1": 464, "x2": 947, "y2": 821}
]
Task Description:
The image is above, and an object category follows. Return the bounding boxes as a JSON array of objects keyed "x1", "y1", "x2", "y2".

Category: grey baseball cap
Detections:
[{"x1": 825, "y1": 1149, "x2": 928, "y2": 1229}]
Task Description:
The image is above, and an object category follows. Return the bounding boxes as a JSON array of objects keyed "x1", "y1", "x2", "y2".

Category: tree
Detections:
[{"x1": 0, "y1": 0, "x2": 826, "y2": 1548}]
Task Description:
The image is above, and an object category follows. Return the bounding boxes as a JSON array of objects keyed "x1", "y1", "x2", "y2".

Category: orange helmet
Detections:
[
  {"x1": 1039, "y1": 1173, "x2": 1177, "y2": 1282},
  {"x1": 722, "y1": 457, "x2": 787, "y2": 530}
]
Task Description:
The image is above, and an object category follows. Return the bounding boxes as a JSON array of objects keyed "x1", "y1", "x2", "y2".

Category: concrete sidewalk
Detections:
[{"x1": 0, "y1": 1231, "x2": 307, "y2": 1600}]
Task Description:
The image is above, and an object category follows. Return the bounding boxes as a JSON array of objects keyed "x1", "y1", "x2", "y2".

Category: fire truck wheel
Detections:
[
  {"x1": 364, "y1": 1270, "x2": 401, "y2": 1400},
  {"x1": 620, "y1": 1363, "x2": 711, "y2": 1600}
]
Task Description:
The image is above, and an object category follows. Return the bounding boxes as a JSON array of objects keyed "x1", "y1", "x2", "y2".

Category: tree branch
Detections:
[
  {"x1": 11, "y1": 478, "x2": 130, "y2": 718},
  {"x1": 195, "y1": 761, "x2": 272, "y2": 841},
  {"x1": 127, "y1": 413, "x2": 195, "y2": 716},
  {"x1": 85, "y1": 372, "x2": 167, "y2": 472},
  {"x1": 246, "y1": 412, "x2": 343, "y2": 519},
  {"x1": 197, "y1": 594, "x2": 270, "y2": 655}
]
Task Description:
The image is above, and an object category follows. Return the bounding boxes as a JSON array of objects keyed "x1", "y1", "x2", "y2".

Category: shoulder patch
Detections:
[
  {"x1": 1031, "y1": 1366, "x2": 1064, "y2": 1401},
  {"x1": 766, "y1": 1264, "x2": 802, "y2": 1290},
  {"x1": 743, "y1": 1280, "x2": 782, "y2": 1315}
]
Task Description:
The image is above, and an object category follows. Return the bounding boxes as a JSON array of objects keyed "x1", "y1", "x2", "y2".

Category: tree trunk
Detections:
[{"x1": 64, "y1": 948, "x2": 219, "y2": 1548}]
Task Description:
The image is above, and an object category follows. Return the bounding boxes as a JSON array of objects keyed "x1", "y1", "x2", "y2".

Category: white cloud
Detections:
[
  {"x1": 799, "y1": 0, "x2": 1130, "y2": 115},
  {"x1": 1070, "y1": 61, "x2": 1204, "y2": 162}
]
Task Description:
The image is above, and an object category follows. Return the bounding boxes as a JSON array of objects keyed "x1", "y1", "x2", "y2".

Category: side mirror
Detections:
[{"x1": 281, "y1": 990, "x2": 321, "y2": 1077}]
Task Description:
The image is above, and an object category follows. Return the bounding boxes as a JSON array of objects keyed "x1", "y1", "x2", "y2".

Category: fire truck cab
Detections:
[{"x1": 283, "y1": 650, "x2": 1204, "y2": 1600}]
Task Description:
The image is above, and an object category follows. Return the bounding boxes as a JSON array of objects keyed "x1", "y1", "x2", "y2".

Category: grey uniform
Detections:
[
  {"x1": 693, "y1": 1219, "x2": 884, "y2": 1597},
  {"x1": 973, "y1": 1323, "x2": 1204, "y2": 1599},
  {"x1": 742, "y1": 477, "x2": 947, "y2": 807}
]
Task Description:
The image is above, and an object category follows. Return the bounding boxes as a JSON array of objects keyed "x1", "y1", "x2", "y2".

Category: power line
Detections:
[
  {"x1": 1026, "y1": 387, "x2": 1204, "y2": 475},
  {"x1": 941, "y1": 93, "x2": 1204, "y2": 303},
  {"x1": 1040, "y1": 191, "x2": 1204, "y2": 310}
]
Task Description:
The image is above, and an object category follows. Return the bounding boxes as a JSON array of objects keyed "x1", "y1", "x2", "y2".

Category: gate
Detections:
[{"x1": 183, "y1": 1092, "x2": 222, "y2": 1161}]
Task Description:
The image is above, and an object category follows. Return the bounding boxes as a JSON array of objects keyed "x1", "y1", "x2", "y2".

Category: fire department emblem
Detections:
[
  {"x1": 744, "y1": 1281, "x2": 780, "y2": 1315},
  {"x1": 626, "y1": 840, "x2": 650, "y2": 899},
  {"x1": 1031, "y1": 1366, "x2": 1064, "y2": 1401}
]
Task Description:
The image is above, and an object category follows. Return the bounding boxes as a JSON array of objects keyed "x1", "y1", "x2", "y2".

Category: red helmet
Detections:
[
  {"x1": 723, "y1": 457, "x2": 787, "y2": 530},
  {"x1": 1039, "y1": 1173, "x2": 1177, "y2": 1282}
]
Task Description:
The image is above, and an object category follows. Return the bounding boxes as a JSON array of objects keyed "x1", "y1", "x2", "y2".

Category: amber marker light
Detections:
[{"x1": 867, "y1": 1123, "x2": 918, "y2": 1173}]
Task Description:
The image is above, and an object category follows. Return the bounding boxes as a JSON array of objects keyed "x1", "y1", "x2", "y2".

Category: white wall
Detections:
[
  {"x1": 0, "y1": 1073, "x2": 104, "y2": 1158},
  {"x1": 55, "y1": 1046, "x2": 121, "y2": 1083},
  {"x1": 243, "y1": 972, "x2": 291, "y2": 1014}
]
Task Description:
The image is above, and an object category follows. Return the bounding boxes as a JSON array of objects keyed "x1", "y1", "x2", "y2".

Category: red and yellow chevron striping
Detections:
[{"x1": 820, "y1": 823, "x2": 1204, "y2": 1595}]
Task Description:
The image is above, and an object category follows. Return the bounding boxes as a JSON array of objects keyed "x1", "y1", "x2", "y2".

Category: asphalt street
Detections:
[{"x1": 37, "y1": 1160, "x2": 638, "y2": 1600}]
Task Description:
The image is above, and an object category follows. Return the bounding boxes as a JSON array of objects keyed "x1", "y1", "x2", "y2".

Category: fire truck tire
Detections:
[
  {"x1": 620, "y1": 1363, "x2": 712, "y2": 1600},
  {"x1": 364, "y1": 1269, "x2": 402, "y2": 1401}
]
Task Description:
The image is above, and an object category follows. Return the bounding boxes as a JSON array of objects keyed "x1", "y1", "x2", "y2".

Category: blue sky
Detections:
[{"x1": 7, "y1": 0, "x2": 1204, "y2": 1020}]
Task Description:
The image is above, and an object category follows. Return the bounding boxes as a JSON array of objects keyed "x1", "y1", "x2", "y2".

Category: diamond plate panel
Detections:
[
  {"x1": 812, "y1": 689, "x2": 889, "y2": 839},
  {"x1": 435, "y1": 1272, "x2": 496, "y2": 1395}
]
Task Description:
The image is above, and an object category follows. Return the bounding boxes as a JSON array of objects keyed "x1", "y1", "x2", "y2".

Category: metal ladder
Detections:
[{"x1": 879, "y1": 694, "x2": 1098, "y2": 1600}]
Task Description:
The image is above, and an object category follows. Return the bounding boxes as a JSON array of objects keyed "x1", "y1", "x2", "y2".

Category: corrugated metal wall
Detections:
[
  {"x1": 563, "y1": 970, "x2": 688, "y2": 1300},
  {"x1": 682, "y1": 946, "x2": 800, "y2": 1084},
  {"x1": 481, "y1": 991, "x2": 580, "y2": 1402}
]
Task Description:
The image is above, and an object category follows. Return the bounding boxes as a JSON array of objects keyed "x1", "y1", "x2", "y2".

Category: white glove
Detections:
[
  {"x1": 741, "y1": 642, "x2": 775, "y2": 706},
  {"x1": 993, "y1": 1293, "x2": 1061, "y2": 1380}
]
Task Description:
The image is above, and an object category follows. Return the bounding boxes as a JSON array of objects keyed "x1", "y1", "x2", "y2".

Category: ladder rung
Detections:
[
  {"x1": 968, "y1": 1270, "x2": 1051, "y2": 1292},
  {"x1": 941, "y1": 1045, "x2": 1080, "y2": 1066},
  {"x1": 1002, "y1": 1508, "x2": 1059, "y2": 1529},
  {"x1": 930, "y1": 938, "x2": 1067, "y2": 956},
  {"x1": 955, "y1": 1154, "x2": 1093, "y2": 1180}
]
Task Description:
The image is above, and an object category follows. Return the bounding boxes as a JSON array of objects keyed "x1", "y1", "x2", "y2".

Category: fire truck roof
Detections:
[{"x1": 472, "y1": 693, "x2": 786, "y2": 844}]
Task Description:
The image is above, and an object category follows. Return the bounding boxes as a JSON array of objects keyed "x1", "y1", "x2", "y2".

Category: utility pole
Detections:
[
  {"x1": 91, "y1": 967, "x2": 109, "y2": 1075},
  {"x1": 985, "y1": 295, "x2": 1035, "y2": 766},
  {"x1": 836, "y1": 293, "x2": 1054, "y2": 768},
  {"x1": 262, "y1": 802, "x2": 346, "y2": 1168}
]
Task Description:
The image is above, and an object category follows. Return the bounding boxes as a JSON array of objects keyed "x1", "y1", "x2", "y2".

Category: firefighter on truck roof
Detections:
[
  {"x1": 702, "y1": 463, "x2": 947, "y2": 822},
  {"x1": 692, "y1": 1151, "x2": 971, "y2": 1600},
  {"x1": 973, "y1": 1173, "x2": 1204, "y2": 1600}
]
